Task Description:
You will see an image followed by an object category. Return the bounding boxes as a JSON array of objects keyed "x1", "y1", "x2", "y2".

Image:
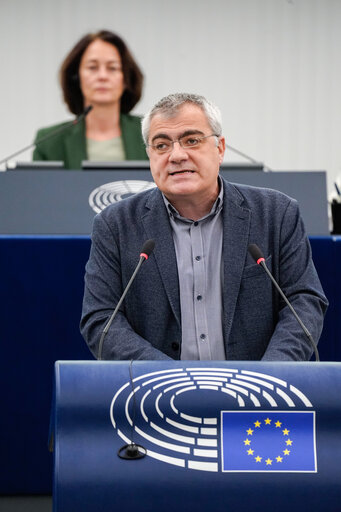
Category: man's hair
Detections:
[
  {"x1": 141, "y1": 93, "x2": 222, "y2": 144},
  {"x1": 60, "y1": 30, "x2": 143, "y2": 115}
]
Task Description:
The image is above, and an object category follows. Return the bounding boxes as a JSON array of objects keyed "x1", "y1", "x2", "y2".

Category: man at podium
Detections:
[{"x1": 80, "y1": 93, "x2": 328, "y2": 361}]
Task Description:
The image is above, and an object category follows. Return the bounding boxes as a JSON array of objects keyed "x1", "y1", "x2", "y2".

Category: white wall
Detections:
[{"x1": 1, "y1": 0, "x2": 340, "y2": 198}]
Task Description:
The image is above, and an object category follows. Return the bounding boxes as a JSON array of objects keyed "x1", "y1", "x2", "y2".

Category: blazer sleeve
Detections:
[
  {"x1": 261, "y1": 198, "x2": 328, "y2": 361},
  {"x1": 80, "y1": 212, "x2": 171, "y2": 361}
]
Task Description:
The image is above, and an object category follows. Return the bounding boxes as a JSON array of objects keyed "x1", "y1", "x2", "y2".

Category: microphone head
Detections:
[
  {"x1": 83, "y1": 105, "x2": 93, "y2": 116},
  {"x1": 74, "y1": 105, "x2": 93, "y2": 125},
  {"x1": 248, "y1": 244, "x2": 264, "y2": 264},
  {"x1": 140, "y1": 239, "x2": 155, "y2": 259}
]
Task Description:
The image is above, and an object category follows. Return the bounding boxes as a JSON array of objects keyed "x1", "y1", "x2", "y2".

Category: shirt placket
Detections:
[{"x1": 191, "y1": 221, "x2": 212, "y2": 359}]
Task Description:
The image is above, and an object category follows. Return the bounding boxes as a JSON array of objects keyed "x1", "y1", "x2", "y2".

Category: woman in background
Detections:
[{"x1": 33, "y1": 30, "x2": 147, "y2": 168}]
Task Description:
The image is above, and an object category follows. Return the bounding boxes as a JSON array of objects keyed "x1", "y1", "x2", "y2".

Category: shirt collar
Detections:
[{"x1": 162, "y1": 175, "x2": 224, "y2": 223}]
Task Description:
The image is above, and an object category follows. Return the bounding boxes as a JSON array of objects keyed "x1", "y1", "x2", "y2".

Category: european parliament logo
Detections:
[
  {"x1": 221, "y1": 411, "x2": 316, "y2": 472},
  {"x1": 89, "y1": 180, "x2": 156, "y2": 213},
  {"x1": 111, "y1": 367, "x2": 317, "y2": 473}
]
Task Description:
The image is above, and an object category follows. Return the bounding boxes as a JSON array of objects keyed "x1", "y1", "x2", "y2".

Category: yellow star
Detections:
[
  {"x1": 247, "y1": 449, "x2": 254, "y2": 455},
  {"x1": 255, "y1": 455, "x2": 262, "y2": 462},
  {"x1": 286, "y1": 439, "x2": 293, "y2": 446},
  {"x1": 283, "y1": 449, "x2": 290, "y2": 456},
  {"x1": 276, "y1": 456, "x2": 283, "y2": 463},
  {"x1": 265, "y1": 458, "x2": 273, "y2": 465},
  {"x1": 264, "y1": 418, "x2": 272, "y2": 425},
  {"x1": 244, "y1": 438, "x2": 251, "y2": 446},
  {"x1": 246, "y1": 428, "x2": 254, "y2": 435},
  {"x1": 254, "y1": 420, "x2": 261, "y2": 428},
  {"x1": 282, "y1": 428, "x2": 290, "y2": 436},
  {"x1": 275, "y1": 421, "x2": 282, "y2": 428}
]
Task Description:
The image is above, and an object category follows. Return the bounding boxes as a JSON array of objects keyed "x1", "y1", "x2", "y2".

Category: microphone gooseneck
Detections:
[
  {"x1": 248, "y1": 243, "x2": 320, "y2": 361},
  {"x1": 97, "y1": 239, "x2": 155, "y2": 361},
  {"x1": 102, "y1": 242, "x2": 154, "y2": 459},
  {"x1": 0, "y1": 105, "x2": 93, "y2": 167},
  {"x1": 225, "y1": 144, "x2": 272, "y2": 171}
]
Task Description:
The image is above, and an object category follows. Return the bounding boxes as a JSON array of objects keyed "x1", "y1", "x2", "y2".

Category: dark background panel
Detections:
[
  {"x1": 0, "y1": 237, "x2": 93, "y2": 493},
  {"x1": 0, "y1": 235, "x2": 338, "y2": 495},
  {"x1": 0, "y1": 169, "x2": 329, "y2": 235}
]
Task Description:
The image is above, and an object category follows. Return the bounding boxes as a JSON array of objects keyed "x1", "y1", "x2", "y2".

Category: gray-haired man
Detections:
[{"x1": 81, "y1": 93, "x2": 327, "y2": 361}]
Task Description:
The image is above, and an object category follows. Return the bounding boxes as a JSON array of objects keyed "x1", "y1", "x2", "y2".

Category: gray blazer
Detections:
[{"x1": 80, "y1": 178, "x2": 328, "y2": 361}]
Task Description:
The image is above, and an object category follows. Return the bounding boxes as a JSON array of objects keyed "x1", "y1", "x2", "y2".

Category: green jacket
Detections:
[{"x1": 33, "y1": 113, "x2": 148, "y2": 169}]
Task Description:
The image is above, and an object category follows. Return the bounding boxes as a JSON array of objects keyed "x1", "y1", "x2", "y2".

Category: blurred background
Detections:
[{"x1": 1, "y1": 0, "x2": 340, "y2": 198}]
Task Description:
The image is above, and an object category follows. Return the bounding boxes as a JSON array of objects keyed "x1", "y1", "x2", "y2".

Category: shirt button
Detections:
[
  {"x1": 195, "y1": 256, "x2": 201, "y2": 261},
  {"x1": 194, "y1": 221, "x2": 198, "y2": 226},
  {"x1": 200, "y1": 334, "x2": 206, "y2": 340},
  {"x1": 197, "y1": 295, "x2": 202, "y2": 301}
]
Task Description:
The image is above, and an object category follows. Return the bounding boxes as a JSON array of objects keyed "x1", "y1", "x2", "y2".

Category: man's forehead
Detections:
[{"x1": 149, "y1": 104, "x2": 211, "y2": 137}]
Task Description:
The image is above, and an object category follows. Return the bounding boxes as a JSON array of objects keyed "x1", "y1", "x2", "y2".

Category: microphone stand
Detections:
[{"x1": 0, "y1": 105, "x2": 93, "y2": 167}]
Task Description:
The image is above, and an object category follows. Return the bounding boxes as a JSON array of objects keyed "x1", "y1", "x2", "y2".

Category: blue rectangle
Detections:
[{"x1": 221, "y1": 411, "x2": 316, "y2": 472}]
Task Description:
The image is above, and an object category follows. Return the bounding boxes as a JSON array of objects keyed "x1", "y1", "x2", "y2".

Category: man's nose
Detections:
[{"x1": 169, "y1": 141, "x2": 188, "y2": 161}]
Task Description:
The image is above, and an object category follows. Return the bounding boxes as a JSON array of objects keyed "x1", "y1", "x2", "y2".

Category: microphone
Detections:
[
  {"x1": 248, "y1": 243, "x2": 320, "y2": 361},
  {"x1": 97, "y1": 239, "x2": 155, "y2": 361},
  {"x1": 225, "y1": 143, "x2": 272, "y2": 171},
  {"x1": 0, "y1": 105, "x2": 93, "y2": 167}
]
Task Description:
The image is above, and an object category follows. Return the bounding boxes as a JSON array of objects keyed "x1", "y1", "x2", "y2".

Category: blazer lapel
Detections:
[
  {"x1": 141, "y1": 190, "x2": 181, "y2": 326},
  {"x1": 64, "y1": 120, "x2": 87, "y2": 169},
  {"x1": 139, "y1": 180, "x2": 251, "y2": 339},
  {"x1": 120, "y1": 114, "x2": 148, "y2": 160},
  {"x1": 222, "y1": 180, "x2": 251, "y2": 347}
]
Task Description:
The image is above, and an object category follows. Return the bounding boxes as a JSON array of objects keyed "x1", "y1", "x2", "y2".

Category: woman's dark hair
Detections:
[{"x1": 60, "y1": 30, "x2": 143, "y2": 115}]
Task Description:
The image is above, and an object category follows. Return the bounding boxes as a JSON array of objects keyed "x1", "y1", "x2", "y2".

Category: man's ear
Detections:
[{"x1": 217, "y1": 136, "x2": 226, "y2": 164}]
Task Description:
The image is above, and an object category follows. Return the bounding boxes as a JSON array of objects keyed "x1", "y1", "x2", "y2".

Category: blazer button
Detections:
[{"x1": 172, "y1": 342, "x2": 179, "y2": 351}]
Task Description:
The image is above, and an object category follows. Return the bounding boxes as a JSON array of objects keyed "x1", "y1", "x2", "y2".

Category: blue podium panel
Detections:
[
  {"x1": 310, "y1": 236, "x2": 341, "y2": 361},
  {"x1": 53, "y1": 361, "x2": 341, "y2": 512}
]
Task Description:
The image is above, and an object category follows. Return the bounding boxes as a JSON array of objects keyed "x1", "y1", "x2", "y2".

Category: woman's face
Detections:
[{"x1": 79, "y1": 39, "x2": 125, "y2": 108}]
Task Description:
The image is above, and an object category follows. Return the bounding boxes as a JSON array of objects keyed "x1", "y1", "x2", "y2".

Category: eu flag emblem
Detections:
[{"x1": 221, "y1": 411, "x2": 316, "y2": 472}]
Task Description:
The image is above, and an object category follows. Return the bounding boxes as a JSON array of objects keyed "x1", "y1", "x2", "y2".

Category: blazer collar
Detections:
[
  {"x1": 142, "y1": 189, "x2": 181, "y2": 326},
  {"x1": 221, "y1": 178, "x2": 251, "y2": 347}
]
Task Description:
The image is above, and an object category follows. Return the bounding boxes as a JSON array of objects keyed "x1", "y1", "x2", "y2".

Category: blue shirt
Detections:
[{"x1": 163, "y1": 178, "x2": 225, "y2": 360}]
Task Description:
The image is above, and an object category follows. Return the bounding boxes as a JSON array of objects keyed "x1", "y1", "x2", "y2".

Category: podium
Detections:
[
  {"x1": 52, "y1": 361, "x2": 341, "y2": 511},
  {"x1": 0, "y1": 169, "x2": 328, "y2": 235}
]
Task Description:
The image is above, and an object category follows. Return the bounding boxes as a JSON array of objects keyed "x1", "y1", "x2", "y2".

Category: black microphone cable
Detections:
[{"x1": 117, "y1": 360, "x2": 147, "y2": 460}]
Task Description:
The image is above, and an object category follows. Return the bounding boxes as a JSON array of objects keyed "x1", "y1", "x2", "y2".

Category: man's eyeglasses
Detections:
[{"x1": 147, "y1": 133, "x2": 219, "y2": 155}]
